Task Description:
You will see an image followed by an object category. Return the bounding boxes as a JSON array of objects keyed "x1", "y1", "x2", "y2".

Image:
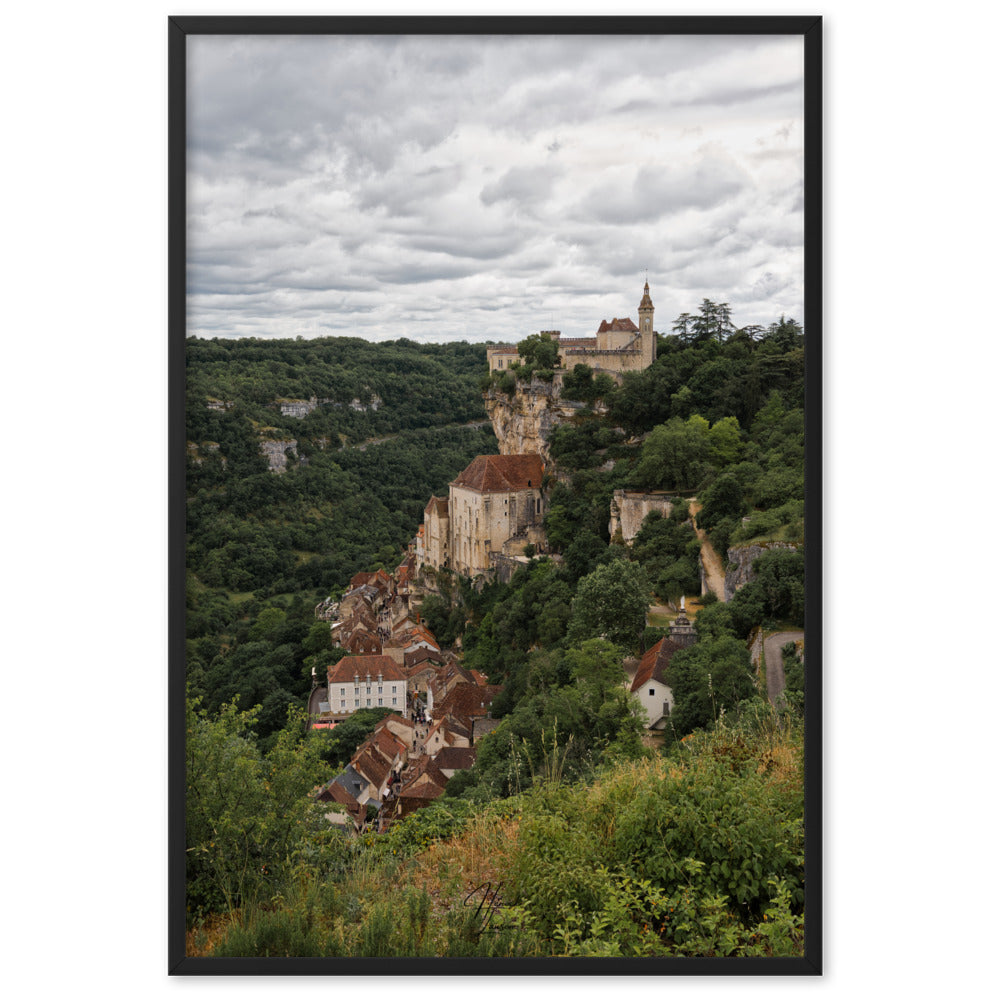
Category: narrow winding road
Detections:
[{"x1": 762, "y1": 630, "x2": 804, "y2": 704}]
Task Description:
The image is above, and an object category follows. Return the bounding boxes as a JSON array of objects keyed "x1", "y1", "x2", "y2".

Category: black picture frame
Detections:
[{"x1": 169, "y1": 14, "x2": 822, "y2": 975}]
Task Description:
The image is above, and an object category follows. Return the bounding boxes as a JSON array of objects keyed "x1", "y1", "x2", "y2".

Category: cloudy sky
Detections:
[{"x1": 187, "y1": 33, "x2": 804, "y2": 343}]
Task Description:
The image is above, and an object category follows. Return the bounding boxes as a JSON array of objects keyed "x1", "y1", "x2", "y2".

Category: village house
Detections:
[
  {"x1": 486, "y1": 280, "x2": 656, "y2": 377},
  {"x1": 431, "y1": 745, "x2": 476, "y2": 778},
  {"x1": 326, "y1": 654, "x2": 409, "y2": 718},
  {"x1": 393, "y1": 757, "x2": 450, "y2": 820},
  {"x1": 316, "y1": 778, "x2": 367, "y2": 832},
  {"x1": 630, "y1": 603, "x2": 698, "y2": 729}
]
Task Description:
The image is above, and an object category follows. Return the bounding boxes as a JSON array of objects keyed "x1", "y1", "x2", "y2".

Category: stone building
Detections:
[
  {"x1": 326, "y1": 654, "x2": 409, "y2": 718},
  {"x1": 420, "y1": 452, "x2": 545, "y2": 578},
  {"x1": 486, "y1": 281, "x2": 656, "y2": 376}
]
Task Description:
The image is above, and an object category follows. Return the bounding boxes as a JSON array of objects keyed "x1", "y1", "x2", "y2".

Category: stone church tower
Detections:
[{"x1": 638, "y1": 280, "x2": 656, "y2": 368}]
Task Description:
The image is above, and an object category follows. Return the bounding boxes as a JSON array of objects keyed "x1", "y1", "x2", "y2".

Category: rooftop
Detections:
[{"x1": 452, "y1": 453, "x2": 545, "y2": 493}]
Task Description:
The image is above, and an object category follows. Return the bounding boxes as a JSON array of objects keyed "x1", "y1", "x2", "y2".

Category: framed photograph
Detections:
[{"x1": 170, "y1": 14, "x2": 821, "y2": 974}]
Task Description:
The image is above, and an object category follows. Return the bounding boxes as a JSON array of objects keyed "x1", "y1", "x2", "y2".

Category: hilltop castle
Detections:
[{"x1": 486, "y1": 280, "x2": 657, "y2": 376}]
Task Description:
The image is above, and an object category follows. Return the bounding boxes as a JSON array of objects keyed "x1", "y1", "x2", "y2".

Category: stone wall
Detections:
[
  {"x1": 608, "y1": 490, "x2": 675, "y2": 544},
  {"x1": 724, "y1": 542, "x2": 798, "y2": 601},
  {"x1": 558, "y1": 347, "x2": 646, "y2": 373}
]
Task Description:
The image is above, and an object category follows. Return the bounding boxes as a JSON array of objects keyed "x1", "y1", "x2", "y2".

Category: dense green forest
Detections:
[
  {"x1": 186, "y1": 337, "x2": 497, "y2": 740},
  {"x1": 185, "y1": 303, "x2": 809, "y2": 958}
]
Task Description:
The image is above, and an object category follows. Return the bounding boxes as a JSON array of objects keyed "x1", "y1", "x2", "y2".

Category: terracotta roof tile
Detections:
[
  {"x1": 436, "y1": 682, "x2": 501, "y2": 719},
  {"x1": 597, "y1": 317, "x2": 640, "y2": 333},
  {"x1": 452, "y1": 454, "x2": 544, "y2": 493},
  {"x1": 630, "y1": 638, "x2": 683, "y2": 693},
  {"x1": 433, "y1": 746, "x2": 476, "y2": 770},
  {"x1": 327, "y1": 655, "x2": 408, "y2": 684}
]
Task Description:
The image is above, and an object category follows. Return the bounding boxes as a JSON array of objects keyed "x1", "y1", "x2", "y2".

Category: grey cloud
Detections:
[
  {"x1": 186, "y1": 34, "x2": 805, "y2": 341},
  {"x1": 480, "y1": 165, "x2": 562, "y2": 207},
  {"x1": 575, "y1": 151, "x2": 750, "y2": 225}
]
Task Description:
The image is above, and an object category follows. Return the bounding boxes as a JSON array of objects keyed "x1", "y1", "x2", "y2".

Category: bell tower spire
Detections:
[{"x1": 638, "y1": 277, "x2": 655, "y2": 367}]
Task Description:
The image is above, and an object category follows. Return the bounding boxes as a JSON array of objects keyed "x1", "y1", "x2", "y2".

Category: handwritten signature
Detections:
[{"x1": 463, "y1": 880, "x2": 520, "y2": 935}]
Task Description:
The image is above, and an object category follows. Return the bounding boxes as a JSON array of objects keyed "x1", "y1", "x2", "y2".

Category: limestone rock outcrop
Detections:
[
  {"x1": 484, "y1": 379, "x2": 606, "y2": 462},
  {"x1": 260, "y1": 438, "x2": 297, "y2": 473},
  {"x1": 724, "y1": 542, "x2": 798, "y2": 601}
]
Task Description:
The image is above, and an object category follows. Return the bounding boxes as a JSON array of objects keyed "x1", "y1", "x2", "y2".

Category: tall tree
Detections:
[{"x1": 566, "y1": 558, "x2": 650, "y2": 650}]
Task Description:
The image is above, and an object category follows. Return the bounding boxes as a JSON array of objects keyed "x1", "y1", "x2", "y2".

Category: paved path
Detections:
[
  {"x1": 689, "y1": 500, "x2": 727, "y2": 600},
  {"x1": 762, "y1": 630, "x2": 804, "y2": 704}
]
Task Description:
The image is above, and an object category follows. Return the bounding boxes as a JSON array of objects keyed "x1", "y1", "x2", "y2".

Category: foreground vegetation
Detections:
[{"x1": 189, "y1": 704, "x2": 804, "y2": 959}]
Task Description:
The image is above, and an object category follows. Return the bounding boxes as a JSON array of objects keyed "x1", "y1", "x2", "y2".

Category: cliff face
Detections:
[
  {"x1": 724, "y1": 542, "x2": 798, "y2": 601},
  {"x1": 484, "y1": 379, "x2": 604, "y2": 461}
]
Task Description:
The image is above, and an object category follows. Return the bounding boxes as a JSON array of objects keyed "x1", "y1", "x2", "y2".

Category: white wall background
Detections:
[{"x1": 5, "y1": 1, "x2": 996, "y2": 995}]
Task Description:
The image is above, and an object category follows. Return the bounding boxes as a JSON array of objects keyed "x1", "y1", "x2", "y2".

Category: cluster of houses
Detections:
[
  {"x1": 312, "y1": 670, "x2": 502, "y2": 834},
  {"x1": 309, "y1": 554, "x2": 505, "y2": 832}
]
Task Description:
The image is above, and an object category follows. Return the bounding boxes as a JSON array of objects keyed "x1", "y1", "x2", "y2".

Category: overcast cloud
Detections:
[{"x1": 187, "y1": 33, "x2": 804, "y2": 342}]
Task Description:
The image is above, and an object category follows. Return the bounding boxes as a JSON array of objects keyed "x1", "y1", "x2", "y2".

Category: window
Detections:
[
  {"x1": 392, "y1": 698, "x2": 397, "y2": 705},
  {"x1": 649, "y1": 689, "x2": 655, "y2": 696},
  {"x1": 355, "y1": 699, "x2": 359, "y2": 707},
  {"x1": 378, "y1": 686, "x2": 383, "y2": 694},
  {"x1": 366, "y1": 698, "x2": 371, "y2": 707},
  {"x1": 340, "y1": 700, "x2": 345, "y2": 708},
  {"x1": 340, "y1": 687, "x2": 345, "y2": 696},
  {"x1": 392, "y1": 685, "x2": 397, "y2": 693},
  {"x1": 366, "y1": 686, "x2": 371, "y2": 694},
  {"x1": 378, "y1": 698, "x2": 383, "y2": 706}
]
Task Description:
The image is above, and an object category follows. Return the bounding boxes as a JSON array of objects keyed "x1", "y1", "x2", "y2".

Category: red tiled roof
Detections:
[
  {"x1": 452, "y1": 454, "x2": 544, "y2": 493},
  {"x1": 371, "y1": 727, "x2": 407, "y2": 761},
  {"x1": 377, "y1": 713, "x2": 415, "y2": 733},
  {"x1": 405, "y1": 647, "x2": 445, "y2": 671},
  {"x1": 351, "y1": 746, "x2": 392, "y2": 790},
  {"x1": 630, "y1": 638, "x2": 683, "y2": 693},
  {"x1": 597, "y1": 317, "x2": 639, "y2": 333},
  {"x1": 435, "y1": 683, "x2": 502, "y2": 724},
  {"x1": 317, "y1": 780, "x2": 366, "y2": 821},
  {"x1": 327, "y1": 655, "x2": 408, "y2": 684},
  {"x1": 433, "y1": 746, "x2": 476, "y2": 771},
  {"x1": 398, "y1": 757, "x2": 449, "y2": 798},
  {"x1": 345, "y1": 632, "x2": 382, "y2": 655}
]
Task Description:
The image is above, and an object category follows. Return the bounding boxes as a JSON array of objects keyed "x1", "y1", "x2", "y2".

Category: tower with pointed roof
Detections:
[{"x1": 638, "y1": 279, "x2": 656, "y2": 368}]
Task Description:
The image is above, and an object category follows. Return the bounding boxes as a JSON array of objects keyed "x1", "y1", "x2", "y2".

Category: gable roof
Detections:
[
  {"x1": 351, "y1": 746, "x2": 393, "y2": 790},
  {"x1": 371, "y1": 726, "x2": 407, "y2": 762},
  {"x1": 630, "y1": 638, "x2": 684, "y2": 693},
  {"x1": 597, "y1": 317, "x2": 639, "y2": 333},
  {"x1": 452, "y1": 454, "x2": 545, "y2": 493},
  {"x1": 377, "y1": 712, "x2": 415, "y2": 734},
  {"x1": 327, "y1": 655, "x2": 408, "y2": 685},
  {"x1": 424, "y1": 495, "x2": 449, "y2": 518}
]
